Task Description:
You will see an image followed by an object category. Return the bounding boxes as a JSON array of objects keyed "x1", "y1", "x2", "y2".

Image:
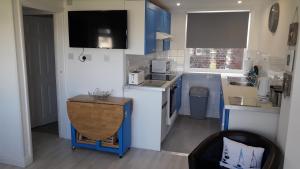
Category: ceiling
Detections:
[{"x1": 157, "y1": 0, "x2": 266, "y2": 12}]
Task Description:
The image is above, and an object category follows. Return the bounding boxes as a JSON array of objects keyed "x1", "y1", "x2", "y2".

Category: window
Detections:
[
  {"x1": 186, "y1": 11, "x2": 250, "y2": 71},
  {"x1": 189, "y1": 48, "x2": 244, "y2": 70}
]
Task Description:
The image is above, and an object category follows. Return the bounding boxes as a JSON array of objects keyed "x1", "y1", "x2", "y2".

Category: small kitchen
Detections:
[
  {"x1": 121, "y1": 0, "x2": 297, "y2": 155},
  {"x1": 2, "y1": 0, "x2": 300, "y2": 168},
  {"x1": 60, "y1": 0, "x2": 297, "y2": 160}
]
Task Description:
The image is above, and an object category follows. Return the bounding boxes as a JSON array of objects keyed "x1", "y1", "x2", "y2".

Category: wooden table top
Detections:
[{"x1": 68, "y1": 95, "x2": 132, "y2": 106}]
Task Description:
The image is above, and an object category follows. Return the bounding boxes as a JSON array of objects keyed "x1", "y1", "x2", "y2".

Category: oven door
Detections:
[{"x1": 167, "y1": 83, "x2": 177, "y2": 125}]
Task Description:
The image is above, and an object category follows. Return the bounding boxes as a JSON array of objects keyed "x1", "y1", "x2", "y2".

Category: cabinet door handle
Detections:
[{"x1": 162, "y1": 102, "x2": 167, "y2": 109}]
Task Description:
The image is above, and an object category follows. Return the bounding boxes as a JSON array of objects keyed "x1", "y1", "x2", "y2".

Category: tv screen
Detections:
[{"x1": 68, "y1": 10, "x2": 127, "y2": 49}]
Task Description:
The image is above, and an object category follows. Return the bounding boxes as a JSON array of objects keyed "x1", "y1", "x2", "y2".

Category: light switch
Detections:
[{"x1": 68, "y1": 53, "x2": 74, "y2": 60}]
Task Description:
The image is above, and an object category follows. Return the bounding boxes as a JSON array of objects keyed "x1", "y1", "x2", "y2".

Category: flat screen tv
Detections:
[{"x1": 68, "y1": 10, "x2": 127, "y2": 49}]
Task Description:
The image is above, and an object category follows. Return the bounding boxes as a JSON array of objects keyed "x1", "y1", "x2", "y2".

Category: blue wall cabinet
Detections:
[
  {"x1": 163, "y1": 11, "x2": 171, "y2": 51},
  {"x1": 176, "y1": 76, "x2": 182, "y2": 112},
  {"x1": 125, "y1": 0, "x2": 171, "y2": 55},
  {"x1": 145, "y1": 5, "x2": 157, "y2": 54},
  {"x1": 144, "y1": 1, "x2": 171, "y2": 54},
  {"x1": 67, "y1": 95, "x2": 133, "y2": 158},
  {"x1": 125, "y1": 1, "x2": 172, "y2": 55},
  {"x1": 155, "y1": 8, "x2": 164, "y2": 33}
]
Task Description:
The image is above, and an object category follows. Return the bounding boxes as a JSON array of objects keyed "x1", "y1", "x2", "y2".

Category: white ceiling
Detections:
[{"x1": 158, "y1": 0, "x2": 267, "y2": 12}]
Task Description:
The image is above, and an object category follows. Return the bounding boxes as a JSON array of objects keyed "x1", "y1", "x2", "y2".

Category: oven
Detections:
[{"x1": 167, "y1": 82, "x2": 177, "y2": 125}]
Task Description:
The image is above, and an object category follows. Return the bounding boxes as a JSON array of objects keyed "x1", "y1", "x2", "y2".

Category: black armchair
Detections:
[{"x1": 188, "y1": 130, "x2": 281, "y2": 169}]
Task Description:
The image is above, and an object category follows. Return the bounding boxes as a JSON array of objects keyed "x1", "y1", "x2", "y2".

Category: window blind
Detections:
[{"x1": 186, "y1": 12, "x2": 250, "y2": 48}]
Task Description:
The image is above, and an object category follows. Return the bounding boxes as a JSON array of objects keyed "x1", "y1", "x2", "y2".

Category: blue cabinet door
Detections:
[
  {"x1": 176, "y1": 76, "x2": 182, "y2": 112},
  {"x1": 156, "y1": 8, "x2": 164, "y2": 32},
  {"x1": 145, "y1": 3, "x2": 157, "y2": 54},
  {"x1": 145, "y1": 1, "x2": 171, "y2": 54},
  {"x1": 163, "y1": 11, "x2": 171, "y2": 51},
  {"x1": 219, "y1": 86, "x2": 224, "y2": 127}
]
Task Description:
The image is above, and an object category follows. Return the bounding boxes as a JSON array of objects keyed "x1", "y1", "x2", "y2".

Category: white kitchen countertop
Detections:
[
  {"x1": 124, "y1": 72, "x2": 183, "y2": 92},
  {"x1": 221, "y1": 78, "x2": 280, "y2": 114}
]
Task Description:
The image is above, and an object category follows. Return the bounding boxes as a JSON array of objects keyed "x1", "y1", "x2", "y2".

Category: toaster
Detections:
[{"x1": 128, "y1": 70, "x2": 145, "y2": 85}]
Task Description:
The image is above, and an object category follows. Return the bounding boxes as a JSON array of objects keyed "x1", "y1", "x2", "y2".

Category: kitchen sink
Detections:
[{"x1": 227, "y1": 76, "x2": 255, "y2": 87}]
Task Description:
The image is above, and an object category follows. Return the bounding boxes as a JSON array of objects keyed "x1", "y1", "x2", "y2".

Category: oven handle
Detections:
[
  {"x1": 162, "y1": 102, "x2": 168, "y2": 109},
  {"x1": 170, "y1": 84, "x2": 178, "y2": 90}
]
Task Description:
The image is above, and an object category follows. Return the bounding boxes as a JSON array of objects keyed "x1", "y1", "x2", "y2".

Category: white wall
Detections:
[
  {"x1": 22, "y1": 0, "x2": 63, "y2": 12},
  {"x1": 258, "y1": 0, "x2": 299, "y2": 153},
  {"x1": 283, "y1": 31, "x2": 300, "y2": 168},
  {"x1": 0, "y1": 0, "x2": 27, "y2": 167},
  {"x1": 258, "y1": 0, "x2": 300, "y2": 168},
  {"x1": 57, "y1": 0, "x2": 127, "y2": 139},
  {"x1": 259, "y1": 0, "x2": 299, "y2": 57},
  {"x1": 257, "y1": 0, "x2": 300, "y2": 168}
]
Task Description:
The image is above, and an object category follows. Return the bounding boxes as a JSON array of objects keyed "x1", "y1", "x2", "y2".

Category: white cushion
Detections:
[{"x1": 220, "y1": 137, "x2": 265, "y2": 169}]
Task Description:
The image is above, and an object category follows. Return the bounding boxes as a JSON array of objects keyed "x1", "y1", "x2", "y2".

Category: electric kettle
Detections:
[{"x1": 257, "y1": 77, "x2": 270, "y2": 97}]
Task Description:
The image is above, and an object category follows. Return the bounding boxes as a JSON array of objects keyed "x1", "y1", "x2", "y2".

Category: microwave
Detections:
[{"x1": 151, "y1": 60, "x2": 171, "y2": 74}]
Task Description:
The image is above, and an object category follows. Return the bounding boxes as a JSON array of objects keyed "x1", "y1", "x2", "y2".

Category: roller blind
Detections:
[{"x1": 186, "y1": 12, "x2": 250, "y2": 48}]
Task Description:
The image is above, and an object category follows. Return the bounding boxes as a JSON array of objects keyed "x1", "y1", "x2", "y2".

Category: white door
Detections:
[{"x1": 24, "y1": 15, "x2": 58, "y2": 128}]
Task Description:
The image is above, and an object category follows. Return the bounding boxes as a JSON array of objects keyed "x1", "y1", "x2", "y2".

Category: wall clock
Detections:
[{"x1": 269, "y1": 3, "x2": 280, "y2": 33}]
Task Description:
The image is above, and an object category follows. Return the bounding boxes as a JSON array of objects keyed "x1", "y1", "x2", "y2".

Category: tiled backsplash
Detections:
[
  {"x1": 126, "y1": 53, "x2": 157, "y2": 75},
  {"x1": 158, "y1": 49, "x2": 185, "y2": 71},
  {"x1": 126, "y1": 49, "x2": 185, "y2": 77}
]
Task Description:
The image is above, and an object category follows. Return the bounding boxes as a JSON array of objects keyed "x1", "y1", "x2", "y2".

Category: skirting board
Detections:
[
  {"x1": 0, "y1": 155, "x2": 28, "y2": 168},
  {"x1": 178, "y1": 111, "x2": 220, "y2": 119}
]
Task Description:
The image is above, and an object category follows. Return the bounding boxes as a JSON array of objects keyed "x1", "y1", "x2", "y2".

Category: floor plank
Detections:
[
  {"x1": 161, "y1": 115, "x2": 220, "y2": 153},
  {"x1": 0, "y1": 132, "x2": 189, "y2": 169}
]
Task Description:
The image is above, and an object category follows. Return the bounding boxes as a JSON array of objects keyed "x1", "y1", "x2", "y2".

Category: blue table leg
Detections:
[{"x1": 71, "y1": 125, "x2": 77, "y2": 149}]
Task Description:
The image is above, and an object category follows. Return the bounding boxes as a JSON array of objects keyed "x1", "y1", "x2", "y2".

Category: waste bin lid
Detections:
[{"x1": 189, "y1": 87, "x2": 209, "y2": 97}]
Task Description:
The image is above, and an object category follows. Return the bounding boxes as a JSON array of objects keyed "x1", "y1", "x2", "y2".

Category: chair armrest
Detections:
[{"x1": 188, "y1": 132, "x2": 222, "y2": 169}]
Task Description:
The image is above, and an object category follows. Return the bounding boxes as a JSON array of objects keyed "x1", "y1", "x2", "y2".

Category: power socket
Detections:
[
  {"x1": 79, "y1": 54, "x2": 92, "y2": 62},
  {"x1": 85, "y1": 54, "x2": 92, "y2": 61}
]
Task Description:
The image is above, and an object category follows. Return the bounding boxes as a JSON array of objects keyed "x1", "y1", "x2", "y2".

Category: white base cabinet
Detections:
[
  {"x1": 124, "y1": 88, "x2": 163, "y2": 151},
  {"x1": 225, "y1": 109, "x2": 279, "y2": 141}
]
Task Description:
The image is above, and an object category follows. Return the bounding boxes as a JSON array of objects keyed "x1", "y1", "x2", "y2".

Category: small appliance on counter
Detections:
[
  {"x1": 257, "y1": 77, "x2": 270, "y2": 97},
  {"x1": 256, "y1": 76, "x2": 271, "y2": 103},
  {"x1": 270, "y1": 85, "x2": 283, "y2": 107},
  {"x1": 243, "y1": 58, "x2": 254, "y2": 76},
  {"x1": 151, "y1": 59, "x2": 171, "y2": 74},
  {"x1": 128, "y1": 70, "x2": 145, "y2": 85},
  {"x1": 247, "y1": 65, "x2": 259, "y2": 86}
]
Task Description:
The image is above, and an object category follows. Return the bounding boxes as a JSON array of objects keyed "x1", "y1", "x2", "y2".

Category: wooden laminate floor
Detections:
[
  {"x1": 162, "y1": 115, "x2": 220, "y2": 154},
  {"x1": 32, "y1": 122, "x2": 59, "y2": 135},
  {"x1": 0, "y1": 132, "x2": 188, "y2": 169}
]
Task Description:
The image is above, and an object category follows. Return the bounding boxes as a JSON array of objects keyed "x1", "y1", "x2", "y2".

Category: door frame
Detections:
[
  {"x1": 13, "y1": 1, "x2": 66, "y2": 166},
  {"x1": 24, "y1": 14, "x2": 58, "y2": 128}
]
